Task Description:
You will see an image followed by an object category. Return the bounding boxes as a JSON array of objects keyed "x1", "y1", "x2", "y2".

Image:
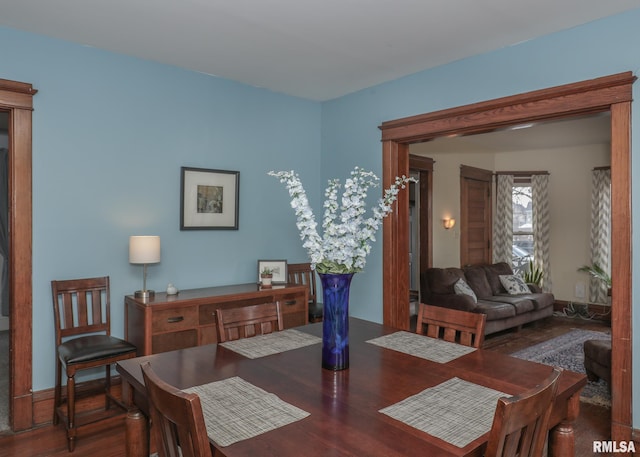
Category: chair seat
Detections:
[{"x1": 59, "y1": 335, "x2": 137, "y2": 365}]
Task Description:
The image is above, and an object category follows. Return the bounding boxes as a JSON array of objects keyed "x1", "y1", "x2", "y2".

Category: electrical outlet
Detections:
[{"x1": 575, "y1": 281, "x2": 586, "y2": 299}]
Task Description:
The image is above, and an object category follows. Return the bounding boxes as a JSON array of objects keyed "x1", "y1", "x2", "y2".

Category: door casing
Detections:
[{"x1": 379, "y1": 72, "x2": 634, "y2": 441}]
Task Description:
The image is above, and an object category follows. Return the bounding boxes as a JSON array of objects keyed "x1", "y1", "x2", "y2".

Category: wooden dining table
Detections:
[{"x1": 117, "y1": 317, "x2": 586, "y2": 457}]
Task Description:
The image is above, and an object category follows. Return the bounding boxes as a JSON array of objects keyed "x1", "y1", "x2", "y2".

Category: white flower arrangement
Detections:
[{"x1": 269, "y1": 167, "x2": 416, "y2": 274}]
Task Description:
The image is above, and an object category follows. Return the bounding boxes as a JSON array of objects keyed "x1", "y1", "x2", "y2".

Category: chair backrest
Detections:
[
  {"x1": 51, "y1": 276, "x2": 111, "y2": 345},
  {"x1": 416, "y1": 303, "x2": 486, "y2": 348},
  {"x1": 141, "y1": 362, "x2": 213, "y2": 457},
  {"x1": 216, "y1": 301, "x2": 283, "y2": 342},
  {"x1": 287, "y1": 262, "x2": 317, "y2": 305},
  {"x1": 485, "y1": 367, "x2": 562, "y2": 457}
]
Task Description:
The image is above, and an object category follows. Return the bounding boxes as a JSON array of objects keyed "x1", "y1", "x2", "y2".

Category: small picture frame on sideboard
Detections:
[{"x1": 257, "y1": 259, "x2": 287, "y2": 284}]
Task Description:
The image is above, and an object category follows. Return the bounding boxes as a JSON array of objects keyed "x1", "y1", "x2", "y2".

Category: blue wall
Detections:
[
  {"x1": 2, "y1": 7, "x2": 640, "y2": 425},
  {"x1": 322, "y1": 9, "x2": 640, "y2": 425},
  {"x1": 0, "y1": 27, "x2": 321, "y2": 390}
]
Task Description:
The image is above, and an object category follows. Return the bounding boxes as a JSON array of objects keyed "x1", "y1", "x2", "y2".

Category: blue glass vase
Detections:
[{"x1": 318, "y1": 273, "x2": 354, "y2": 371}]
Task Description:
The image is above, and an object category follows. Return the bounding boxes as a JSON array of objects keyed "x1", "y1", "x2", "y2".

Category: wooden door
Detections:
[
  {"x1": 409, "y1": 155, "x2": 433, "y2": 275},
  {"x1": 460, "y1": 165, "x2": 492, "y2": 266}
]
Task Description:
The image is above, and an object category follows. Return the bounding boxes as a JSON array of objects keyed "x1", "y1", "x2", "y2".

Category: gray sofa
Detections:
[{"x1": 420, "y1": 262, "x2": 554, "y2": 335}]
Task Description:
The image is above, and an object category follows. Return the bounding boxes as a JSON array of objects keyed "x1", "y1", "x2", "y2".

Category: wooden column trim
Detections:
[
  {"x1": 382, "y1": 140, "x2": 410, "y2": 329},
  {"x1": 0, "y1": 78, "x2": 36, "y2": 431},
  {"x1": 610, "y1": 101, "x2": 633, "y2": 441}
]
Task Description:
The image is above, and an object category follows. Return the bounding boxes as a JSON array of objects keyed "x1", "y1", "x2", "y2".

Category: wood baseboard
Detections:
[
  {"x1": 32, "y1": 377, "x2": 123, "y2": 427},
  {"x1": 553, "y1": 300, "x2": 612, "y2": 322}
]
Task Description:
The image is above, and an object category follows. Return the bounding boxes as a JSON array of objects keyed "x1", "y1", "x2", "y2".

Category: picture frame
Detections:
[
  {"x1": 257, "y1": 259, "x2": 288, "y2": 284},
  {"x1": 181, "y1": 166, "x2": 239, "y2": 230}
]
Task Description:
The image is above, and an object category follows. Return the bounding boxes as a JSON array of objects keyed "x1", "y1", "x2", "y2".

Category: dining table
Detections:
[{"x1": 116, "y1": 317, "x2": 586, "y2": 457}]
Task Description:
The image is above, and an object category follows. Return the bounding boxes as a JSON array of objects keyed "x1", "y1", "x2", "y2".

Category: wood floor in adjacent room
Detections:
[
  {"x1": 484, "y1": 314, "x2": 612, "y2": 457},
  {"x1": 0, "y1": 316, "x2": 612, "y2": 457}
]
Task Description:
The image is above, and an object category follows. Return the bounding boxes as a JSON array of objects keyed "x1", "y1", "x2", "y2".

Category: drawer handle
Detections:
[
  {"x1": 167, "y1": 316, "x2": 184, "y2": 323},
  {"x1": 283, "y1": 300, "x2": 297, "y2": 306}
]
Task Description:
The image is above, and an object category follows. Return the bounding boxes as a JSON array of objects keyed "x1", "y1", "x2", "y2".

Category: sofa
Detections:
[{"x1": 420, "y1": 262, "x2": 554, "y2": 335}]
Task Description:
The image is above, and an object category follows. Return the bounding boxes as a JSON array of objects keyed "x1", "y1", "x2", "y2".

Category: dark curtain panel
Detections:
[{"x1": 0, "y1": 148, "x2": 7, "y2": 316}]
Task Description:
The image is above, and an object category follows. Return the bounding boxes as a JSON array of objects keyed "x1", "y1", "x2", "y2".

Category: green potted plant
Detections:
[
  {"x1": 260, "y1": 267, "x2": 274, "y2": 288},
  {"x1": 523, "y1": 260, "x2": 543, "y2": 288},
  {"x1": 578, "y1": 263, "x2": 612, "y2": 295}
]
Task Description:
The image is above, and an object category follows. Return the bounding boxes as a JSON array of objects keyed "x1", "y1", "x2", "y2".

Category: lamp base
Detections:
[{"x1": 134, "y1": 289, "x2": 155, "y2": 299}]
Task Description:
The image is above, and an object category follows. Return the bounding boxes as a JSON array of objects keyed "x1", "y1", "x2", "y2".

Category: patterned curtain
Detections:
[
  {"x1": 493, "y1": 174, "x2": 513, "y2": 265},
  {"x1": 588, "y1": 169, "x2": 611, "y2": 303},
  {"x1": 532, "y1": 175, "x2": 551, "y2": 292}
]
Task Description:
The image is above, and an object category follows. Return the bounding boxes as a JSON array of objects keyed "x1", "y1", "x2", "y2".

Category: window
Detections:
[{"x1": 512, "y1": 181, "x2": 533, "y2": 275}]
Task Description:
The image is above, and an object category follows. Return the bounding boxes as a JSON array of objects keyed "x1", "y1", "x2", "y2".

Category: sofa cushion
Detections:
[
  {"x1": 483, "y1": 262, "x2": 514, "y2": 294},
  {"x1": 475, "y1": 300, "x2": 516, "y2": 320},
  {"x1": 454, "y1": 278, "x2": 477, "y2": 303},
  {"x1": 512, "y1": 292, "x2": 555, "y2": 310},
  {"x1": 483, "y1": 295, "x2": 535, "y2": 314},
  {"x1": 462, "y1": 265, "x2": 493, "y2": 298},
  {"x1": 426, "y1": 267, "x2": 466, "y2": 295},
  {"x1": 499, "y1": 275, "x2": 530, "y2": 294}
]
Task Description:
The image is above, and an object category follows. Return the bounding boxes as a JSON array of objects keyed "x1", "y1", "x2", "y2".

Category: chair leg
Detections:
[
  {"x1": 53, "y1": 360, "x2": 62, "y2": 425},
  {"x1": 105, "y1": 364, "x2": 112, "y2": 410},
  {"x1": 66, "y1": 374, "x2": 76, "y2": 452}
]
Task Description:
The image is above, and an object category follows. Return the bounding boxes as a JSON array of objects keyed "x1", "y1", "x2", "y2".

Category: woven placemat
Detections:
[
  {"x1": 380, "y1": 377, "x2": 507, "y2": 448},
  {"x1": 220, "y1": 328, "x2": 321, "y2": 359},
  {"x1": 184, "y1": 376, "x2": 310, "y2": 447},
  {"x1": 366, "y1": 331, "x2": 476, "y2": 363}
]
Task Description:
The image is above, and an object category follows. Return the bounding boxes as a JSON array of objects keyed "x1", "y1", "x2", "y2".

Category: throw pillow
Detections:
[
  {"x1": 454, "y1": 278, "x2": 478, "y2": 303},
  {"x1": 499, "y1": 274, "x2": 530, "y2": 295}
]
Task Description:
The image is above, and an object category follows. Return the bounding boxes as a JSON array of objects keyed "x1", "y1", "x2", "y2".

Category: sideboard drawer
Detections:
[
  {"x1": 278, "y1": 293, "x2": 306, "y2": 314},
  {"x1": 152, "y1": 329, "x2": 198, "y2": 353},
  {"x1": 152, "y1": 306, "x2": 198, "y2": 333},
  {"x1": 199, "y1": 296, "x2": 272, "y2": 325}
]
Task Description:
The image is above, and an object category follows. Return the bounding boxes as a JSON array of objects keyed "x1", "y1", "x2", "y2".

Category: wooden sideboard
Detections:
[{"x1": 125, "y1": 283, "x2": 309, "y2": 355}]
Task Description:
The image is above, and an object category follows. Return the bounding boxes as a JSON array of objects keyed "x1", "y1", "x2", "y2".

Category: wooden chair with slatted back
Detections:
[
  {"x1": 416, "y1": 303, "x2": 486, "y2": 348},
  {"x1": 141, "y1": 361, "x2": 213, "y2": 457},
  {"x1": 287, "y1": 262, "x2": 323, "y2": 322},
  {"x1": 216, "y1": 301, "x2": 283, "y2": 342},
  {"x1": 485, "y1": 367, "x2": 562, "y2": 457},
  {"x1": 51, "y1": 276, "x2": 138, "y2": 452}
]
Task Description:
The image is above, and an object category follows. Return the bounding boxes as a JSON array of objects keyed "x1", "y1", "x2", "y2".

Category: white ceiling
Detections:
[{"x1": 1, "y1": 1, "x2": 639, "y2": 101}]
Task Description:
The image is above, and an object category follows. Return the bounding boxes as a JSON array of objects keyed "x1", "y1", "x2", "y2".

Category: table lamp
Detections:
[{"x1": 129, "y1": 235, "x2": 161, "y2": 299}]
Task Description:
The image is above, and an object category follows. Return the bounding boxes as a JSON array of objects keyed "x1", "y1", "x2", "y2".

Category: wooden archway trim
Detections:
[
  {"x1": 0, "y1": 78, "x2": 36, "y2": 431},
  {"x1": 380, "y1": 71, "x2": 634, "y2": 441}
]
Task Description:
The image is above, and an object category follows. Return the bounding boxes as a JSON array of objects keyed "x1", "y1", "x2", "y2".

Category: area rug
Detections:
[
  {"x1": 510, "y1": 329, "x2": 611, "y2": 408},
  {"x1": 0, "y1": 330, "x2": 8, "y2": 432}
]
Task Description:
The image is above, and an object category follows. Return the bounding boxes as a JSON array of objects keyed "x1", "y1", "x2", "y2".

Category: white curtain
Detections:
[
  {"x1": 493, "y1": 174, "x2": 513, "y2": 265},
  {"x1": 532, "y1": 175, "x2": 551, "y2": 292},
  {"x1": 589, "y1": 168, "x2": 611, "y2": 303}
]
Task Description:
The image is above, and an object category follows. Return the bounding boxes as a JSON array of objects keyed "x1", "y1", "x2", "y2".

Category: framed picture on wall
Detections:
[
  {"x1": 181, "y1": 167, "x2": 240, "y2": 230},
  {"x1": 257, "y1": 260, "x2": 288, "y2": 284}
]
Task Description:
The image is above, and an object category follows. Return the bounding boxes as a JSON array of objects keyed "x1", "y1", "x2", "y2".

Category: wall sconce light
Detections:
[
  {"x1": 443, "y1": 218, "x2": 456, "y2": 230},
  {"x1": 129, "y1": 235, "x2": 161, "y2": 299}
]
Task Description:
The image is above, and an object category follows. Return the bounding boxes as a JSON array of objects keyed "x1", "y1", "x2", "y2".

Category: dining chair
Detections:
[
  {"x1": 141, "y1": 361, "x2": 213, "y2": 457},
  {"x1": 287, "y1": 262, "x2": 323, "y2": 322},
  {"x1": 415, "y1": 303, "x2": 486, "y2": 348},
  {"x1": 485, "y1": 367, "x2": 562, "y2": 457},
  {"x1": 216, "y1": 301, "x2": 283, "y2": 342},
  {"x1": 51, "y1": 276, "x2": 138, "y2": 452}
]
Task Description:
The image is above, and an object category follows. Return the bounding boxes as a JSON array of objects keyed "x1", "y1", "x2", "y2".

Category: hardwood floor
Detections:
[
  {"x1": 0, "y1": 316, "x2": 612, "y2": 457},
  {"x1": 484, "y1": 315, "x2": 612, "y2": 457}
]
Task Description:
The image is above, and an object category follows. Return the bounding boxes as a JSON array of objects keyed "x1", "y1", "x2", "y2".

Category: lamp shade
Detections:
[{"x1": 129, "y1": 236, "x2": 161, "y2": 264}]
